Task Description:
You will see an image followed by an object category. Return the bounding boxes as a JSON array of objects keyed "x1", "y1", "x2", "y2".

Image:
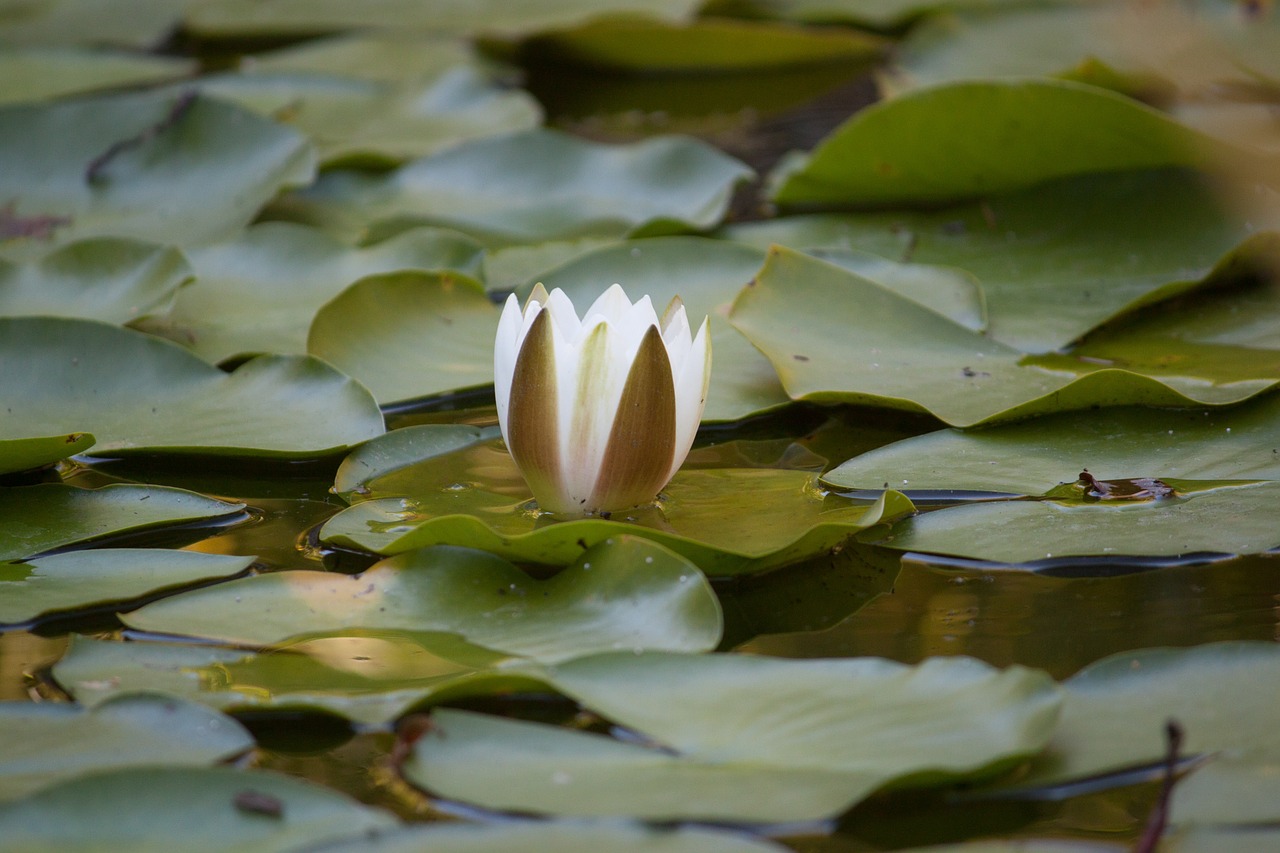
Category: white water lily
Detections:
[{"x1": 494, "y1": 283, "x2": 711, "y2": 515}]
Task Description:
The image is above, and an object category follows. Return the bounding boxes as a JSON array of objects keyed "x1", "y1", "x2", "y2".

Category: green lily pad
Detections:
[
  {"x1": 701, "y1": 0, "x2": 1030, "y2": 30},
  {"x1": 1165, "y1": 828, "x2": 1280, "y2": 853},
  {"x1": 732, "y1": 168, "x2": 1279, "y2": 354},
  {"x1": 125, "y1": 537, "x2": 722, "y2": 660},
  {"x1": 305, "y1": 821, "x2": 789, "y2": 853},
  {"x1": 0, "y1": 0, "x2": 189, "y2": 48},
  {"x1": 824, "y1": 393, "x2": 1280, "y2": 495},
  {"x1": 1172, "y1": 751, "x2": 1280, "y2": 828},
  {"x1": 185, "y1": 0, "x2": 700, "y2": 39},
  {"x1": 0, "y1": 46, "x2": 194, "y2": 106},
  {"x1": 0, "y1": 549, "x2": 254, "y2": 625},
  {"x1": 495, "y1": 16, "x2": 883, "y2": 73},
  {"x1": 0, "y1": 317, "x2": 384, "y2": 458},
  {"x1": 865, "y1": 481, "x2": 1280, "y2": 564},
  {"x1": 0, "y1": 694, "x2": 252, "y2": 800},
  {"x1": 321, "y1": 431, "x2": 915, "y2": 575},
  {"x1": 0, "y1": 484, "x2": 245, "y2": 562},
  {"x1": 276, "y1": 128, "x2": 752, "y2": 247},
  {"x1": 194, "y1": 68, "x2": 542, "y2": 168},
  {"x1": 0, "y1": 765, "x2": 398, "y2": 851},
  {"x1": 306, "y1": 271, "x2": 499, "y2": 405},
  {"x1": 811, "y1": 247, "x2": 986, "y2": 332},
  {"x1": 514, "y1": 236, "x2": 788, "y2": 421},
  {"x1": 1, "y1": 239, "x2": 190, "y2": 324},
  {"x1": 768, "y1": 79, "x2": 1253, "y2": 209},
  {"x1": 242, "y1": 34, "x2": 476, "y2": 85},
  {"x1": 1016, "y1": 642, "x2": 1280, "y2": 787},
  {"x1": 334, "y1": 425, "x2": 500, "y2": 495},
  {"x1": 0, "y1": 89, "x2": 315, "y2": 255},
  {"x1": 406, "y1": 653, "x2": 1062, "y2": 821},
  {"x1": 729, "y1": 246, "x2": 1280, "y2": 427},
  {"x1": 0, "y1": 433, "x2": 95, "y2": 476},
  {"x1": 53, "y1": 633, "x2": 542, "y2": 726},
  {"x1": 133, "y1": 223, "x2": 482, "y2": 364}
]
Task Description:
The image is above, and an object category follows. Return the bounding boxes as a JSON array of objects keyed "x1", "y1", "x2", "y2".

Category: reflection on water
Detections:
[{"x1": 0, "y1": 632, "x2": 67, "y2": 700}]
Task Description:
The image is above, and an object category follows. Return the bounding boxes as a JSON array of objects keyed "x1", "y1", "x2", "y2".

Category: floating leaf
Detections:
[
  {"x1": 701, "y1": 0, "x2": 1032, "y2": 30},
  {"x1": 0, "y1": 46, "x2": 194, "y2": 106},
  {"x1": 133, "y1": 223, "x2": 482, "y2": 364},
  {"x1": 0, "y1": 89, "x2": 315, "y2": 254},
  {"x1": 124, "y1": 538, "x2": 721, "y2": 660},
  {"x1": 0, "y1": 766, "x2": 398, "y2": 851},
  {"x1": 242, "y1": 34, "x2": 476, "y2": 85},
  {"x1": 194, "y1": 68, "x2": 542, "y2": 167},
  {"x1": 0, "y1": 433, "x2": 95, "y2": 477},
  {"x1": 333, "y1": 425, "x2": 500, "y2": 496},
  {"x1": 277, "y1": 128, "x2": 752, "y2": 247},
  {"x1": 306, "y1": 271, "x2": 498, "y2": 405},
  {"x1": 514, "y1": 236, "x2": 788, "y2": 421},
  {"x1": 0, "y1": 317, "x2": 384, "y2": 458},
  {"x1": 0, "y1": 549, "x2": 253, "y2": 625},
  {"x1": 406, "y1": 653, "x2": 1062, "y2": 821},
  {"x1": 1172, "y1": 751, "x2": 1280, "y2": 828},
  {"x1": 768, "y1": 79, "x2": 1252, "y2": 209},
  {"x1": 1015, "y1": 642, "x2": 1280, "y2": 787},
  {"x1": 0, "y1": 484, "x2": 245, "y2": 562},
  {"x1": 321, "y1": 432, "x2": 914, "y2": 575},
  {"x1": 824, "y1": 394, "x2": 1280, "y2": 495},
  {"x1": 1, "y1": 239, "x2": 190, "y2": 323},
  {"x1": 0, "y1": 694, "x2": 252, "y2": 799},
  {"x1": 864, "y1": 481, "x2": 1280, "y2": 564},
  {"x1": 0, "y1": 0, "x2": 189, "y2": 48},
  {"x1": 729, "y1": 246, "x2": 1280, "y2": 427}
]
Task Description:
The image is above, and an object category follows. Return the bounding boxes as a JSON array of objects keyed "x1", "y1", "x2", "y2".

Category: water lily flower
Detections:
[{"x1": 494, "y1": 283, "x2": 711, "y2": 515}]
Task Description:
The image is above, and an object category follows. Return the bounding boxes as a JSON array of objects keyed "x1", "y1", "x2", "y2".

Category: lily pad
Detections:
[
  {"x1": 406, "y1": 653, "x2": 1062, "y2": 821},
  {"x1": 0, "y1": 765, "x2": 398, "y2": 851},
  {"x1": 0, "y1": 46, "x2": 194, "y2": 106},
  {"x1": 53, "y1": 633, "x2": 541, "y2": 726},
  {"x1": 305, "y1": 821, "x2": 789, "y2": 853},
  {"x1": 0, "y1": 549, "x2": 254, "y2": 626},
  {"x1": 306, "y1": 271, "x2": 499, "y2": 405},
  {"x1": 0, "y1": 317, "x2": 385, "y2": 458},
  {"x1": 0, "y1": 434, "x2": 95, "y2": 477},
  {"x1": 731, "y1": 168, "x2": 1279, "y2": 353},
  {"x1": 0, "y1": 89, "x2": 315, "y2": 255},
  {"x1": 767, "y1": 79, "x2": 1254, "y2": 209},
  {"x1": 133, "y1": 223, "x2": 482, "y2": 364},
  {"x1": 333, "y1": 425, "x2": 500, "y2": 495},
  {"x1": 321, "y1": 431, "x2": 915, "y2": 575},
  {"x1": 0, "y1": 0, "x2": 189, "y2": 48},
  {"x1": 701, "y1": 0, "x2": 1030, "y2": 30},
  {"x1": 194, "y1": 68, "x2": 542, "y2": 167},
  {"x1": 242, "y1": 34, "x2": 477, "y2": 85},
  {"x1": 124, "y1": 538, "x2": 723, "y2": 660},
  {"x1": 1016, "y1": 642, "x2": 1280, "y2": 787},
  {"x1": 824, "y1": 393, "x2": 1280, "y2": 495},
  {"x1": 276, "y1": 128, "x2": 752, "y2": 247},
  {"x1": 0, "y1": 694, "x2": 252, "y2": 799},
  {"x1": 1172, "y1": 751, "x2": 1280, "y2": 828},
  {"x1": 864, "y1": 481, "x2": 1280, "y2": 564},
  {"x1": 0, "y1": 484, "x2": 245, "y2": 562},
  {"x1": 728, "y1": 246, "x2": 1280, "y2": 427},
  {"x1": 1, "y1": 239, "x2": 190, "y2": 324},
  {"x1": 514, "y1": 236, "x2": 788, "y2": 421}
]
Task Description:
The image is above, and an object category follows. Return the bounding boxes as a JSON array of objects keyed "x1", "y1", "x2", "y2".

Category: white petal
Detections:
[
  {"x1": 660, "y1": 302, "x2": 693, "y2": 382},
  {"x1": 560, "y1": 320, "x2": 633, "y2": 508},
  {"x1": 493, "y1": 293, "x2": 523, "y2": 441},
  {"x1": 666, "y1": 316, "x2": 711, "y2": 484},
  {"x1": 543, "y1": 288, "x2": 582, "y2": 341},
  {"x1": 582, "y1": 283, "x2": 631, "y2": 327}
]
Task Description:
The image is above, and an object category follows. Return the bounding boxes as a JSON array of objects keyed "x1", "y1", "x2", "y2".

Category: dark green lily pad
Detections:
[
  {"x1": 1016, "y1": 642, "x2": 1280, "y2": 787},
  {"x1": 53, "y1": 633, "x2": 541, "y2": 726},
  {"x1": 0, "y1": 694, "x2": 252, "y2": 799},
  {"x1": 0, "y1": 766, "x2": 398, "y2": 851},
  {"x1": 768, "y1": 79, "x2": 1252, "y2": 209},
  {"x1": 824, "y1": 394, "x2": 1280, "y2": 495},
  {"x1": 406, "y1": 653, "x2": 1062, "y2": 821},
  {"x1": 334, "y1": 425, "x2": 500, "y2": 496},
  {"x1": 0, "y1": 317, "x2": 384, "y2": 458},
  {"x1": 306, "y1": 271, "x2": 498, "y2": 405},
  {"x1": 0, "y1": 484, "x2": 245, "y2": 562},
  {"x1": 321, "y1": 432, "x2": 914, "y2": 575},
  {"x1": 125, "y1": 538, "x2": 722, "y2": 660},
  {"x1": 730, "y1": 168, "x2": 1279, "y2": 353},
  {"x1": 306, "y1": 821, "x2": 789, "y2": 853},
  {"x1": 194, "y1": 68, "x2": 541, "y2": 167},
  {"x1": 514, "y1": 236, "x2": 788, "y2": 421},
  {"x1": 133, "y1": 223, "x2": 482, "y2": 364},
  {"x1": 0, "y1": 47, "x2": 194, "y2": 106},
  {"x1": 1, "y1": 239, "x2": 190, "y2": 324},
  {"x1": 0, "y1": 549, "x2": 253, "y2": 625},
  {"x1": 0, "y1": 89, "x2": 315, "y2": 255},
  {"x1": 729, "y1": 246, "x2": 1280, "y2": 427},
  {"x1": 0, "y1": 434, "x2": 95, "y2": 477},
  {"x1": 276, "y1": 128, "x2": 752, "y2": 247},
  {"x1": 0, "y1": 0, "x2": 188, "y2": 48},
  {"x1": 864, "y1": 481, "x2": 1280, "y2": 564}
]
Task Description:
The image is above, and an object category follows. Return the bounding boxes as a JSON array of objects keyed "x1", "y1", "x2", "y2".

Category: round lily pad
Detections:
[
  {"x1": 0, "y1": 46, "x2": 194, "y2": 106},
  {"x1": 0, "y1": 433, "x2": 95, "y2": 477}
]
